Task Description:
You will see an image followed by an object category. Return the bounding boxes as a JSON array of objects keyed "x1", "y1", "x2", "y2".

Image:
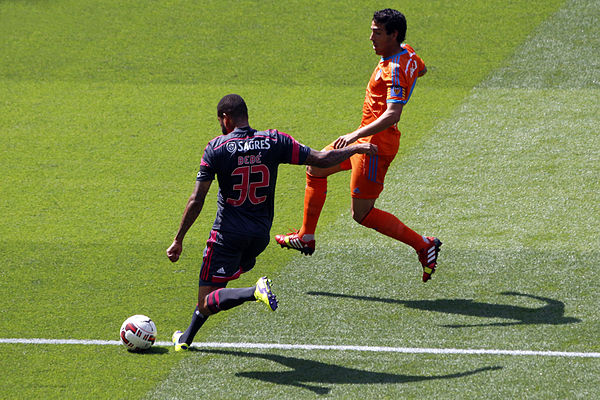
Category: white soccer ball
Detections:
[{"x1": 119, "y1": 314, "x2": 157, "y2": 352}]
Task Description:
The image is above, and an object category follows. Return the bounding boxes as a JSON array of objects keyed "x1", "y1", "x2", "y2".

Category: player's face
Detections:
[{"x1": 370, "y1": 21, "x2": 398, "y2": 57}]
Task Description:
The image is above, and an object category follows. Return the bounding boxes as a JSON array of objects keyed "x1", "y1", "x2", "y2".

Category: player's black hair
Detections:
[
  {"x1": 217, "y1": 94, "x2": 248, "y2": 121},
  {"x1": 373, "y1": 8, "x2": 407, "y2": 43}
]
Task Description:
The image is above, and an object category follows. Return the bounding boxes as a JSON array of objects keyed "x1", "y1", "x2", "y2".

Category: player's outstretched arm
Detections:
[
  {"x1": 333, "y1": 102, "x2": 404, "y2": 149},
  {"x1": 304, "y1": 143, "x2": 378, "y2": 168},
  {"x1": 166, "y1": 180, "x2": 212, "y2": 262}
]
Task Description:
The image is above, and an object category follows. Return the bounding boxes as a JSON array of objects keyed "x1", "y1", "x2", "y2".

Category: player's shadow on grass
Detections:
[
  {"x1": 197, "y1": 348, "x2": 501, "y2": 395},
  {"x1": 307, "y1": 291, "x2": 581, "y2": 328},
  {"x1": 129, "y1": 346, "x2": 170, "y2": 355}
]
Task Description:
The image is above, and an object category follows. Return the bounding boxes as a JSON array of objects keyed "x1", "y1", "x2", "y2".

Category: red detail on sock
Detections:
[
  {"x1": 214, "y1": 288, "x2": 220, "y2": 306},
  {"x1": 206, "y1": 289, "x2": 221, "y2": 313}
]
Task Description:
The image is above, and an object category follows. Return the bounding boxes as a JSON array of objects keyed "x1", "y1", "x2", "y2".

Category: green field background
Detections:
[{"x1": 1, "y1": 0, "x2": 598, "y2": 398}]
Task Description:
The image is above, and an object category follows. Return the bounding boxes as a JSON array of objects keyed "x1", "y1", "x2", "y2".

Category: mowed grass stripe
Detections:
[{"x1": 147, "y1": 1, "x2": 599, "y2": 399}]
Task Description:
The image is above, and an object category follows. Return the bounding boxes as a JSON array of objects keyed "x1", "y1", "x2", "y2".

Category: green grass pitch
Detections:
[{"x1": 1, "y1": 0, "x2": 599, "y2": 398}]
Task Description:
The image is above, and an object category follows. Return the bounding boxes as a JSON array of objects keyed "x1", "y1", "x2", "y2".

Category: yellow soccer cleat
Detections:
[
  {"x1": 254, "y1": 276, "x2": 278, "y2": 311},
  {"x1": 172, "y1": 330, "x2": 189, "y2": 352}
]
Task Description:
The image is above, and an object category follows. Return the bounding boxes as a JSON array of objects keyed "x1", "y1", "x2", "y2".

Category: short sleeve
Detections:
[
  {"x1": 196, "y1": 144, "x2": 216, "y2": 181},
  {"x1": 387, "y1": 52, "x2": 425, "y2": 105},
  {"x1": 274, "y1": 130, "x2": 311, "y2": 165}
]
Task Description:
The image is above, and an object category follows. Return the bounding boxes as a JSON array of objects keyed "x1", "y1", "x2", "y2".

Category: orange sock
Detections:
[
  {"x1": 360, "y1": 208, "x2": 426, "y2": 251},
  {"x1": 298, "y1": 173, "x2": 327, "y2": 236}
]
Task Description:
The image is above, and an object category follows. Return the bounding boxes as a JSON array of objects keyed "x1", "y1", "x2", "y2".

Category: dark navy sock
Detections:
[
  {"x1": 179, "y1": 305, "x2": 208, "y2": 345},
  {"x1": 205, "y1": 287, "x2": 255, "y2": 313}
]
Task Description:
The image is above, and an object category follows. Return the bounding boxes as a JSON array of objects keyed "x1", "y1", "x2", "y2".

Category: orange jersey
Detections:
[{"x1": 357, "y1": 43, "x2": 426, "y2": 155}]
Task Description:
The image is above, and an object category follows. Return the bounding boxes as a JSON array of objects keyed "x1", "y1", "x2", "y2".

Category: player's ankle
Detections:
[{"x1": 300, "y1": 233, "x2": 314, "y2": 242}]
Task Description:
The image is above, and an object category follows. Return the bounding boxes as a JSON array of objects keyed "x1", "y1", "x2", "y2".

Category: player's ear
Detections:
[{"x1": 221, "y1": 113, "x2": 236, "y2": 132}]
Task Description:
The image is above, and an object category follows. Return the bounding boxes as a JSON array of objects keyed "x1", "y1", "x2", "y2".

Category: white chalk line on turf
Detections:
[{"x1": 1, "y1": 338, "x2": 599, "y2": 358}]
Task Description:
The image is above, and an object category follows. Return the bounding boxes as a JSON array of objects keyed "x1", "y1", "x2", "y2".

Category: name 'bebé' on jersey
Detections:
[{"x1": 197, "y1": 126, "x2": 311, "y2": 236}]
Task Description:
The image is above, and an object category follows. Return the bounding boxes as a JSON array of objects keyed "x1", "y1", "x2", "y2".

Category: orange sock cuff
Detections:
[
  {"x1": 306, "y1": 173, "x2": 327, "y2": 190},
  {"x1": 360, "y1": 208, "x2": 426, "y2": 251},
  {"x1": 299, "y1": 173, "x2": 327, "y2": 237}
]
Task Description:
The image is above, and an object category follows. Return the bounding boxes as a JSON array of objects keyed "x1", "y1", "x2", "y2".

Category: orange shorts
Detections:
[{"x1": 323, "y1": 143, "x2": 396, "y2": 199}]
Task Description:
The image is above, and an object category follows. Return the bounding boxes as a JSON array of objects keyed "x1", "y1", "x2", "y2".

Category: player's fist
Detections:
[
  {"x1": 356, "y1": 143, "x2": 378, "y2": 156},
  {"x1": 166, "y1": 240, "x2": 182, "y2": 262}
]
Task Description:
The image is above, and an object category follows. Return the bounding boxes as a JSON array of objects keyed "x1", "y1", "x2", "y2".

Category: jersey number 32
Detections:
[{"x1": 227, "y1": 165, "x2": 270, "y2": 206}]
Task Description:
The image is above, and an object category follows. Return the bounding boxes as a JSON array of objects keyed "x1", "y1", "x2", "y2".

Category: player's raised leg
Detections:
[
  {"x1": 275, "y1": 162, "x2": 344, "y2": 255},
  {"x1": 357, "y1": 200, "x2": 442, "y2": 282}
]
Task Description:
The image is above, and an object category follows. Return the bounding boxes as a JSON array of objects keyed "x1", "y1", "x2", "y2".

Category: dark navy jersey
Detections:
[{"x1": 196, "y1": 126, "x2": 311, "y2": 236}]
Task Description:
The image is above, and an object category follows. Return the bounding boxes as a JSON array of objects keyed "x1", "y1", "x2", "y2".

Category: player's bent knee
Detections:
[
  {"x1": 308, "y1": 162, "x2": 341, "y2": 177},
  {"x1": 197, "y1": 302, "x2": 214, "y2": 316},
  {"x1": 352, "y1": 201, "x2": 375, "y2": 224},
  {"x1": 306, "y1": 165, "x2": 324, "y2": 177},
  {"x1": 352, "y1": 209, "x2": 368, "y2": 224}
]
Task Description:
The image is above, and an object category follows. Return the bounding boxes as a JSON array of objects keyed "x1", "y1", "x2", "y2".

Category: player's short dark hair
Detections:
[
  {"x1": 217, "y1": 94, "x2": 248, "y2": 120},
  {"x1": 373, "y1": 9, "x2": 407, "y2": 43}
]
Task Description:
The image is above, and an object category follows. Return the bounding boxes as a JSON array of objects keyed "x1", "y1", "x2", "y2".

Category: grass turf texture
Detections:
[{"x1": 1, "y1": 0, "x2": 598, "y2": 398}]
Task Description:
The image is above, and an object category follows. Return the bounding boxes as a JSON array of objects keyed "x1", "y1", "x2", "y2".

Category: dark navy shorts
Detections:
[{"x1": 199, "y1": 229, "x2": 270, "y2": 287}]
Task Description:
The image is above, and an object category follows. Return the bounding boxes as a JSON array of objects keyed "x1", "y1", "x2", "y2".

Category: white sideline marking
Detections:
[{"x1": 0, "y1": 338, "x2": 599, "y2": 358}]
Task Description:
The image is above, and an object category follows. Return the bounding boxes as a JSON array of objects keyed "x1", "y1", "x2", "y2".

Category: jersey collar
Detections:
[
  {"x1": 381, "y1": 48, "x2": 408, "y2": 61},
  {"x1": 230, "y1": 126, "x2": 256, "y2": 136}
]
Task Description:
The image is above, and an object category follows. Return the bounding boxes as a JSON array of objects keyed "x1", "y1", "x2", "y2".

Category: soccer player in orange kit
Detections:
[{"x1": 275, "y1": 9, "x2": 442, "y2": 282}]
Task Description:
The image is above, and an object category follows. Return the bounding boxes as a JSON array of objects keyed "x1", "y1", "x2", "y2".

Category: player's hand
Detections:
[
  {"x1": 333, "y1": 133, "x2": 357, "y2": 149},
  {"x1": 355, "y1": 143, "x2": 378, "y2": 156},
  {"x1": 166, "y1": 240, "x2": 182, "y2": 262}
]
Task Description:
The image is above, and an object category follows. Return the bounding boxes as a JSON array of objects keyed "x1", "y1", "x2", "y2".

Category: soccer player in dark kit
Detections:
[{"x1": 167, "y1": 94, "x2": 377, "y2": 350}]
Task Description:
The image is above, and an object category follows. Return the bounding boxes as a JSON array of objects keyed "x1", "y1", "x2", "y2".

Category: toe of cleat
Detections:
[
  {"x1": 172, "y1": 330, "x2": 189, "y2": 352},
  {"x1": 275, "y1": 232, "x2": 315, "y2": 256},
  {"x1": 255, "y1": 277, "x2": 278, "y2": 311}
]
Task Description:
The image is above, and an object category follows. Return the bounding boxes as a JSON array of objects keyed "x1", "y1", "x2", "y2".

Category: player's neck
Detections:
[
  {"x1": 226, "y1": 120, "x2": 250, "y2": 133},
  {"x1": 381, "y1": 45, "x2": 403, "y2": 59}
]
